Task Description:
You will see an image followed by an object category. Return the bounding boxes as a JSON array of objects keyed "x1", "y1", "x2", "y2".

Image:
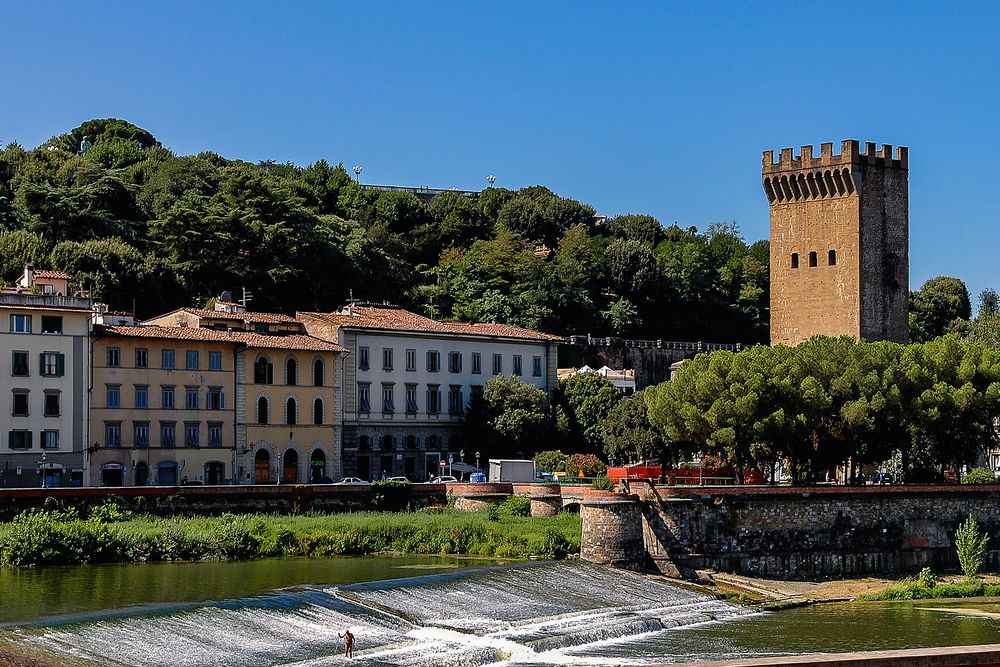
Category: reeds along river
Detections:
[{"x1": 4, "y1": 559, "x2": 1000, "y2": 666}]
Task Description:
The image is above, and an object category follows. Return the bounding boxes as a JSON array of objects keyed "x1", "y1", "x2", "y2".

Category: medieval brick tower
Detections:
[{"x1": 763, "y1": 140, "x2": 909, "y2": 345}]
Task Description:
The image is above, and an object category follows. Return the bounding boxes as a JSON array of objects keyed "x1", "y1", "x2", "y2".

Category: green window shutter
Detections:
[
  {"x1": 25, "y1": 431, "x2": 33, "y2": 449},
  {"x1": 39, "y1": 353, "x2": 45, "y2": 375},
  {"x1": 7, "y1": 431, "x2": 13, "y2": 448},
  {"x1": 56, "y1": 354, "x2": 65, "y2": 377}
]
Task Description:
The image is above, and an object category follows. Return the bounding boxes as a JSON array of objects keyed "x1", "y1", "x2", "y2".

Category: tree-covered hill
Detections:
[{"x1": 0, "y1": 119, "x2": 769, "y2": 341}]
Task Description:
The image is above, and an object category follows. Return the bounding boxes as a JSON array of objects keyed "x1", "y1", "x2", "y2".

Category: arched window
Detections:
[
  {"x1": 286, "y1": 358, "x2": 298, "y2": 386},
  {"x1": 313, "y1": 359, "x2": 324, "y2": 387},
  {"x1": 828, "y1": 249, "x2": 837, "y2": 266},
  {"x1": 257, "y1": 396, "x2": 269, "y2": 424},
  {"x1": 313, "y1": 398, "x2": 323, "y2": 425},
  {"x1": 254, "y1": 356, "x2": 273, "y2": 384},
  {"x1": 286, "y1": 397, "x2": 297, "y2": 425}
]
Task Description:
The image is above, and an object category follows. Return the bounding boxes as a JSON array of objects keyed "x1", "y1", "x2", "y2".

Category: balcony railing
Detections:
[{"x1": 0, "y1": 292, "x2": 93, "y2": 311}]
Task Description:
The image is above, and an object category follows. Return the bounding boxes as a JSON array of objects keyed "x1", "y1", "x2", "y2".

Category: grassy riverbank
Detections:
[
  {"x1": 0, "y1": 506, "x2": 581, "y2": 567},
  {"x1": 857, "y1": 578, "x2": 1000, "y2": 601}
]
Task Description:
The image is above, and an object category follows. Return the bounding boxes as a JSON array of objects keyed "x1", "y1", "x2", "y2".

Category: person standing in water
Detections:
[{"x1": 339, "y1": 629, "x2": 355, "y2": 658}]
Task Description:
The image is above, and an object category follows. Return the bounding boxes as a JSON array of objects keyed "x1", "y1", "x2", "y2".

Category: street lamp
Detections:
[
  {"x1": 448, "y1": 453, "x2": 454, "y2": 478},
  {"x1": 353, "y1": 165, "x2": 363, "y2": 184},
  {"x1": 486, "y1": 174, "x2": 496, "y2": 188},
  {"x1": 475, "y1": 450, "x2": 481, "y2": 471},
  {"x1": 38, "y1": 451, "x2": 47, "y2": 488}
]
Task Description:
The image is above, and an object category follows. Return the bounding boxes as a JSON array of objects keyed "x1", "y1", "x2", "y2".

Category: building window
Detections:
[
  {"x1": 9, "y1": 314, "x2": 31, "y2": 333},
  {"x1": 135, "y1": 385, "x2": 148, "y2": 409},
  {"x1": 134, "y1": 422, "x2": 149, "y2": 448},
  {"x1": 471, "y1": 384, "x2": 484, "y2": 400},
  {"x1": 207, "y1": 387, "x2": 224, "y2": 410},
  {"x1": 286, "y1": 397, "x2": 298, "y2": 425},
  {"x1": 382, "y1": 384, "x2": 395, "y2": 413},
  {"x1": 809, "y1": 251, "x2": 818, "y2": 267},
  {"x1": 161, "y1": 422, "x2": 176, "y2": 447},
  {"x1": 427, "y1": 384, "x2": 440, "y2": 414},
  {"x1": 405, "y1": 349, "x2": 416, "y2": 372},
  {"x1": 186, "y1": 350, "x2": 199, "y2": 370},
  {"x1": 286, "y1": 358, "x2": 298, "y2": 385},
  {"x1": 40, "y1": 316, "x2": 63, "y2": 334},
  {"x1": 43, "y1": 391, "x2": 60, "y2": 417},
  {"x1": 358, "y1": 383, "x2": 371, "y2": 413},
  {"x1": 254, "y1": 356, "x2": 273, "y2": 384},
  {"x1": 405, "y1": 384, "x2": 418, "y2": 413},
  {"x1": 107, "y1": 347, "x2": 121, "y2": 368},
  {"x1": 185, "y1": 387, "x2": 198, "y2": 410},
  {"x1": 135, "y1": 348, "x2": 149, "y2": 368},
  {"x1": 208, "y1": 422, "x2": 222, "y2": 447},
  {"x1": 106, "y1": 385, "x2": 120, "y2": 409},
  {"x1": 471, "y1": 353, "x2": 482, "y2": 374},
  {"x1": 532, "y1": 356, "x2": 543, "y2": 377},
  {"x1": 791, "y1": 253, "x2": 799, "y2": 269},
  {"x1": 40, "y1": 352, "x2": 64, "y2": 377},
  {"x1": 313, "y1": 398, "x2": 323, "y2": 425},
  {"x1": 105, "y1": 422, "x2": 122, "y2": 447},
  {"x1": 448, "y1": 351, "x2": 462, "y2": 373},
  {"x1": 427, "y1": 350, "x2": 440, "y2": 373},
  {"x1": 358, "y1": 346, "x2": 370, "y2": 371},
  {"x1": 257, "y1": 396, "x2": 269, "y2": 424},
  {"x1": 313, "y1": 359, "x2": 324, "y2": 386},
  {"x1": 382, "y1": 348, "x2": 393, "y2": 372},
  {"x1": 184, "y1": 423, "x2": 199, "y2": 447},
  {"x1": 209, "y1": 351, "x2": 222, "y2": 371},
  {"x1": 9, "y1": 430, "x2": 31, "y2": 449},
  {"x1": 829, "y1": 249, "x2": 837, "y2": 266},
  {"x1": 162, "y1": 386, "x2": 175, "y2": 409},
  {"x1": 492, "y1": 353, "x2": 502, "y2": 375},
  {"x1": 512, "y1": 355, "x2": 522, "y2": 376},
  {"x1": 12, "y1": 389, "x2": 29, "y2": 416},
  {"x1": 448, "y1": 386, "x2": 464, "y2": 416},
  {"x1": 12, "y1": 351, "x2": 29, "y2": 377},
  {"x1": 254, "y1": 323, "x2": 269, "y2": 333},
  {"x1": 41, "y1": 430, "x2": 58, "y2": 450},
  {"x1": 162, "y1": 349, "x2": 175, "y2": 370}
]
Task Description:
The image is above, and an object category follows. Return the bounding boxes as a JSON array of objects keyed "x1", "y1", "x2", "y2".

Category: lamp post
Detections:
[
  {"x1": 486, "y1": 174, "x2": 496, "y2": 188},
  {"x1": 459, "y1": 449, "x2": 465, "y2": 480},
  {"x1": 353, "y1": 165, "x2": 363, "y2": 184},
  {"x1": 38, "y1": 451, "x2": 47, "y2": 488},
  {"x1": 475, "y1": 450, "x2": 481, "y2": 472},
  {"x1": 448, "y1": 453, "x2": 454, "y2": 478}
]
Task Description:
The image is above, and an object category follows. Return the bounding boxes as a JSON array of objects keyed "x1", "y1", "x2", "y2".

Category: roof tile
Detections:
[{"x1": 95, "y1": 325, "x2": 346, "y2": 352}]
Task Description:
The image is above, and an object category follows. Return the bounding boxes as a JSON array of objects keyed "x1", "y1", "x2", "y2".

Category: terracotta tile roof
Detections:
[
  {"x1": 94, "y1": 325, "x2": 346, "y2": 352},
  {"x1": 177, "y1": 308, "x2": 300, "y2": 324},
  {"x1": 300, "y1": 305, "x2": 564, "y2": 342},
  {"x1": 33, "y1": 269, "x2": 71, "y2": 280}
]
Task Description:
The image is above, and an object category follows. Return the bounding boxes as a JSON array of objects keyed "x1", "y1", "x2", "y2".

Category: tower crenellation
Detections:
[{"x1": 764, "y1": 138, "x2": 909, "y2": 346}]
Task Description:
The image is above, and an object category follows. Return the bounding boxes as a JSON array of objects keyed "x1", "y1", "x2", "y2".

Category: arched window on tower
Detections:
[
  {"x1": 313, "y1": 398, "x2": 323, "y2": 425},
  {"x1": 828, "y1": 249, "x2": 837, "y2": 266},
  {"x1": 808, "y1": 251, "x2": 818, "y2": 267},
  {"x1": 257, "y1": 397, "x2": 269, "y2": 424},
  {"x1": 313, "y1": 359, "x2": 324, "y2": 387},
  {"x1": 286, "y1": 397, "x2": 297, "y2": 425},
  {"x1": 254, "y1": 356, "x2": 273, "y2": 384},
  {"x1": 791, "y1": 253, "x2": 799, "y2": 269},
  {"x1": 286, "y1": 358, "x2": 298, "y2": 386}
]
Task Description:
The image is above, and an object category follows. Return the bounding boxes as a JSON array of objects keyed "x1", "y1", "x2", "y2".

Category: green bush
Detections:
[
  {"x1": 917, "y1": 566, "x2": 938, "y2": 588},
  {"x1": 499, "y1": 495, "x2": 532, "y2": 518},
  {"x1": 956, "y1": 515, "x2": 990, "y2": 578},
  {"x1": 591, "y1": 475, "x2": 613, "y2": 491},
  {"x1": 964, "y1": 468, "x2": 997, "y2": 485}
]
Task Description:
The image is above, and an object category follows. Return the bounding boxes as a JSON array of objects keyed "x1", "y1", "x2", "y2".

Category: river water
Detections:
[{"x1": 2, "y1": 558, "x2": 1000, "y2": 666}]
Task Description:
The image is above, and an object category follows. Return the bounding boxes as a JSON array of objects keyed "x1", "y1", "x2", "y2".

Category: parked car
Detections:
[
  {"x1": 429, "y1": 475, "x2": 459, "y2": 484},
  {"x1": 384, "y1": 476, "x2": 410, "y2": 484},
  {"x1": 872, "y1": 472, "x2": 894, "y2": 485},
  {"x1": 333, "y1": 477, "x2": 369, "y2": 485}
]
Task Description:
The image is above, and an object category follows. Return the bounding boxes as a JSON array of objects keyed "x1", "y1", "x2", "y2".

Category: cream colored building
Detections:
[{"x1": 0, "y1": 266, "x2": 91, "y2": 487}]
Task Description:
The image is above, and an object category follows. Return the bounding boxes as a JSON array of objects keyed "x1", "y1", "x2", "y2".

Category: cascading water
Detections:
[{"x1": 4, "y1": 562, "x2": 750, "y2": 667}]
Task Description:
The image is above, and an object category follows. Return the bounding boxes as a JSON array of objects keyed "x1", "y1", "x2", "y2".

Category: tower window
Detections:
[
  {"x1": 828, "y1": 249, "x2": 837, "y2": 266},
  {"x1": 808, "y1": 251, "x2": 817, "y2": 267},
  {"x1": 790, "y1": 253, "x2": 799, "y2": 269}
]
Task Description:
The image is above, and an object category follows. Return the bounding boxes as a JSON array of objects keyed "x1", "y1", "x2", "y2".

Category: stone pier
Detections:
[{"x1": 579, "y1": 493, "x2": 645, "y2": 570}]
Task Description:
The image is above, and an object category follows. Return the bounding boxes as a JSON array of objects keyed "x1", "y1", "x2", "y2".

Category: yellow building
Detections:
[{"x1": 144, "y1": 302, "x2": 346, "y2": 484}]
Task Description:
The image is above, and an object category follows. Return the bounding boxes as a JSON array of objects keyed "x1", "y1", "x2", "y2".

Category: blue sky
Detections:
[{"x1": 3, "y1": 2, "x2": 998, "y2": 308}]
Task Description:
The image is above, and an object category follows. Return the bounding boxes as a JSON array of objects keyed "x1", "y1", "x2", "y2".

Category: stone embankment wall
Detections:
[{"x1": 638, "y1": 485, "x2": 1000, "y2": 578}]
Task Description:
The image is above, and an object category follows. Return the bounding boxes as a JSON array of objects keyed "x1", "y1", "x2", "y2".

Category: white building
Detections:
[
  {"x1": 557, "y1": 365, "x2": 636, "y2": 395},
  {"x1": 0, "y1": 266, "x2": 92, "y2": 487},
  {"x1": 299, "y1": 304, "x2": 563, "y2": 481}
]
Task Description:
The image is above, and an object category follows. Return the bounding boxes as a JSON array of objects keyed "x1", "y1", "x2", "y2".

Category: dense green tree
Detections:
[
  {"x1": 605, "y1": 238, "x2": 658, "y2": 300},
  {"x1": 910, "y1": 276, "x2": 972, "y2": 342},
  {"x1": 464, "y1": 375, "x2": 551, "y2": 458},
  {"x1": 607, "y1": 214, "x2": 663, "y2": 246},
  {"x1": 600, "y1": 391, "x2": 663, "y2": 465},
  {"x1": 556, "y1": 373, "x2": 620, "y2": 453},
  {"x1": 533, "y1": 450, "x2": 569, "y2": 473}
]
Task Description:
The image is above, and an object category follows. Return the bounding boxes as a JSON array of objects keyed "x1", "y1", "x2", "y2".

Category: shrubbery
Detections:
[
  {"x1": 0, "y1": 507, "x2": 581, "y2": 567},
  {"x1": 964, "y1": 468, "x2": 997, "y2": 485}
]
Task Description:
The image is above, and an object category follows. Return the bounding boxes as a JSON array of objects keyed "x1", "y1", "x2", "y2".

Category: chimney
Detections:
[{"x1": 23, "y1": 263, "x2": 34, "y2": 288}]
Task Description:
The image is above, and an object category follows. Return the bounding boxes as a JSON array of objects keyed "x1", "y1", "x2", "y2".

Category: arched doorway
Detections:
[
  {"x1": 254, "y1": 449, "x2": 271, "y2": 484},
  {"x1": 310, "y1": 449, "x2": 326, "y2": 483},
  {"x1": 283, "y1": 449, "x2": 299, "y2": 483},
  {"x1": 134, "y1": 461, "x2": 149, "y2": 486},
  {"x1": 205, "y1": 461, "x2": 225, "y2": 485},
  {"x1": 157, "y1": 461, "x2": 178, "y2": 486}
]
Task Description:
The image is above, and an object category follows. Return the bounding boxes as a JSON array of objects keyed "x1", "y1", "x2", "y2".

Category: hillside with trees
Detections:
[{"x1": 0, "y1": 118, "x2": 770, "y2": 342}]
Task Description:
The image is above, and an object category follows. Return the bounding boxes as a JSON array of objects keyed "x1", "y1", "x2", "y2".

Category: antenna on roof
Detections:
[
  {"x1": 347, "y1": 289, "x2": 357, "y2": 316},
  {"x1": 240, "y1": 287, "x2": 253, "y2": 308}
]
